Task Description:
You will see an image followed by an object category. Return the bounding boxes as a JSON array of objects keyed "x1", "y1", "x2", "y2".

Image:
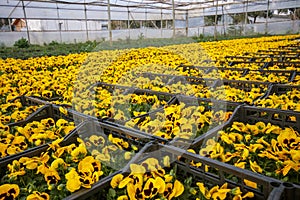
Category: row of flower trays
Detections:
[
  {"x1": 0, "y1": 100, "x2": 88, "y2": 172},
  {"x1": 110, "y1": 94, "x2": 241, "y2": 143},
  {"x1": 178, "y1": 64, "x2": 297, "y2": 84},
  {"x1": 1, "y1": 86, "x2": 300, "y2": 199},
  {"x1": 169, "y1": 105, "x2": 300, "y2": 196},
  {"x1": 1, "y1": 129, "x2": 297, "y2": 200},
  {"x1": 0, "y1": 106, "x2": 156, "y2": 200}
]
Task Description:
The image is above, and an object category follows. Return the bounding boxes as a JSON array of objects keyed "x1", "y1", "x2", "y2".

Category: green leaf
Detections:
[{"x1": 108, "y1": 188, "x2": 116, "y2": 198}]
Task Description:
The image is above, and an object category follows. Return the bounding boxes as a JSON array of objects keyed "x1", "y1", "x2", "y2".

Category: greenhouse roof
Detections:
[{"x1": 0, "y1": 0, "x2": 299, "y2": 20}]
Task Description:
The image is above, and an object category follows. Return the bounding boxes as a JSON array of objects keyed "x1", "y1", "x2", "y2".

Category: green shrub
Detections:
[
  {"x1": 49, "y1": 40, "x2": 60, "y2": 46},
  {"x1": 14, "y1": 38, "x2": 29, "y2": 48}
]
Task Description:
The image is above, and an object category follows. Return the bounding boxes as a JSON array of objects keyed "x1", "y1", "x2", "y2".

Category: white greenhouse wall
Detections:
[{"x1": 0, "y1": 20, "x2": 299, "y2": 46}]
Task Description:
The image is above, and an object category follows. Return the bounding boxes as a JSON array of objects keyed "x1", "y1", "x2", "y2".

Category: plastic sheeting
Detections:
[
  {"x1": 1, "y1": 0, "x2": 299, "y2": 20},
  {"x1": 0, "y1": 20, "x2": 299, "y2": 46}
]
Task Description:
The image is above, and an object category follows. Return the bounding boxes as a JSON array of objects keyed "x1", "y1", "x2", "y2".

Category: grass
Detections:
[
  {"x1": 0, "y1": 33, "x2": 282, "y2": 60},
  {"x1": 0, "y1": 37, "x2": 198, "y2": 60}
]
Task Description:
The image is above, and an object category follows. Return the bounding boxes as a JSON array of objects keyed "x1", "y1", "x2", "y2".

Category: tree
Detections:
[
  {"x1": 229, "y1": 13, "x2": 249, "y2": 24},
  {"x1": 289, "y1": 8, "x2": 300, "y2": 20},
  {"x1": 248, "y1": 10, "x2": 273, "y2": 23},
  {"x1": 204, "y1": 15, "x2": 221, "y2": 26},
  {"x1": 277, "y1": 9, "x2": 289, "y2": 14}
]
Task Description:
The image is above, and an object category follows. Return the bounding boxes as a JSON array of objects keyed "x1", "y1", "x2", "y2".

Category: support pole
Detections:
[
  {"x1": 265, "y1": 0, "x2": 270, "y2": 35},
  {"x1": 127, "y1": 7, "x2": 130, "y2": 39},
  {"x1": 56, "y1": 3, "x2": 62, "y2": 43},
  {"x1": 9, "y1": 19, "x2": 12, "y2": 32},
  {"x1": 145, "y1": 8, "x2": 147, "y2": 38},
  {"x1": 244, "y1": 0, "x2": 248, "y2": 35},
  {"x1": 107, "y1": 0, "x2": 112, "y2": 46},
  {"x1": 160, "y1": 8, "x2": 163, "y2": 37},
  {"x1": 172, "y1": 0, "x2": 175, "y2": 38},
  {"x1": 21, "y1": 0, "x2": 30, "y2": 44},
  {"x1": 185, "y1": 10, "x2": 189, "y2": 37},
  {"x1": 214, "y1": 0, "x2": 219, "y2": 40},
  {"x1": 222, "y1": 5, "x2": 225, "y2": 36},
  {"x1": 202, "y1": 8, "x2": 205, "y2": 36},
  {"x1": 84, "y1": 0, "x2": 89, "y2": 41}
]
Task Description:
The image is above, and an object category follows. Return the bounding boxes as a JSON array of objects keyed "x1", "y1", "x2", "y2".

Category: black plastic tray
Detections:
[
  {"x1": 141, "y1": 72, "x2": 217, "y2": 87},
  {"x1": 225, "y1": 54, "x2": 300, "y2": 63},
  {"x1": 89, "y1": 81, "x2": 176, "y2": 103},
  {"x1": 0, "y1": 96, "x2": 49, "y2": 124},
  {"x1": 87, "y1": 81, "x2": 177, "y2": 124},
  {"x1": 8, "y1": 95, "x2": 49, "y2": 106},
  {"x1": 77, "y1": 119, "x2": 155, "y2": 148},
  {"x1": 66, "y1": 144, "x2": 299, "y2": 200},
  {"x1": 258, "y1": 84, "x2": 300, "y2": 100},
  {"x1": 0, "y1": 118, "x2": 155, "y2": 200},
  {"x1": 64, "y1": 119, "x2": 154, "y2": 171},
  {"x1": 214, "y1": 79, "x2": 271, "y2": 94},
  {"x1": 189, "y1": 105, "x2": 300, "y2": 189},
  {"x1": 175, "y1": 64, "x2": 209, "y2": 75},
  {"x1": 227, "y1": 60, "x2": 300, "y2": 69},
  {"x1": 0, "y1": 121, "x2": 83, "y2": 176},
  {"x1": 88, "y1": 81, "x2": 132, "y2": 94},
  {"x1": 178, "y1": 64, "x2": 249, "y2": 75},
  {"x1": 116, "y1": 95, "x2": 241, "y2": 144},
  {"x1": 7, "y1": 104, "x2": 86, "y2": 127},
  {"x1": 0, "y1": 105, "x2": 87, "y2": 168},
  {"x1": 191, "y1": 105, "x2": 300, "y2": 147},
  {"x1": 246, "y1": 69, "x2": 297, "y2": 83}
]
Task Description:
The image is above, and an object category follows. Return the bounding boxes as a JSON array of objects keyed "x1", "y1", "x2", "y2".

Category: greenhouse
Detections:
[
  {"x1": 1, "y1": 0, "x2": 300, "y2": 200},
  {"x1": 0, "y1": 0, "x2": 300, "y2": 45}
]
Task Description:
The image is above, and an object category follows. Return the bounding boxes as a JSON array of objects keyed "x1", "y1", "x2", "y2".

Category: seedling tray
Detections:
[
  {"x1": 63, "y1": 143, "x2": 293, "y2": 200},
  {"x1": 0, "y1": 105, "x2": 86, "y2": 168},
  {"x1": 117, "y1": 95, "x2": 241, "y2": 144}
]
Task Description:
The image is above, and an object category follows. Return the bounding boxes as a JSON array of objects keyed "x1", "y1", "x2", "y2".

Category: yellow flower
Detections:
[
  {"x1": 164, "y1": 174, "x2": 173, "y2": 182},
  {"x1": 163, "y1": 156, "x2": 170, "y2": 167},
  {"x1": 231, "y1": 122, "x2": 247, "y2": 133},
  {"x1": 241, "y1": 149, "x2": 249, "y2": 160},
  {"x1": 124, "y1": 152, "x2": 132, "y2": 160},
  {"x1": 234, "y1": 162, "x2": 246, "y2": 169},
  {"x1": 277, "y1": 127, "x2": 298, "y2": 148},
  {"x1": 109, "y1": 134, "x2": 129, "y2": 149},
  {"x1": 290, "y1": 150, "x2": 300, "y2": 162},
  {"x1": 89, "y1": 135, "x2": 105, "y2": 146},
  {"x1": 119, "y1": 173, "x2": 143, "y2": 189},
  {"x1": 71, "y1": 143, "x2": 87, "y2": 161},
  {"x1": 81, "y1": 176, "x2": 94, "y2": 188},
  {"x1": 59, "y1": 106, "x2": 68, "y2": 115},
  {"x1": 42, "y1": 90, "x2": 53, "y2": 99},
  {"x1": 117, "y1": 195, "x2": 128, "y2": 200},
  {"x1": 129, "y1": 164, "x2": 146, "y2": 174},
  {"x1": 248, "y1": 144, "x2": 264, "y2": 153},
  {"x1": 95, "y1": 152, "x2": 111, "y2": 162},
  {"x1": 249, "y1": 160, "x2": 263, "y2": 173},
  {"x1": 0, "y1": 184, "x2": 20, "y2": 199},
  {"x1": 280, "y1": 163, "x2": 293, "y2": 176},
  {"x1": 231, "y1": 187, "x2": 242, "y2": 196},
  {"x1": 163, "y1": 180, "x2": 184, "y2": 200},
  {"x1": 65, "y1": 168, "x2": 82, "y2": 192},
  {"x1": 196, "y1": 182, "x2": 211, "y2": 199},
  {"x1": 44, "y1": 167, "x2": 61, "y2": 186},
  {"x1": 56, "y1": 118, "x2": 68, "y2": 127},
  {"x1": 142, "y1": 177, "x2": 165, "y2": 198},
  {"x1": 111, "y1": 174, "x2": 124, "y2": 188},
  {"x1": 127, "y1": 182, "x2": 141, "y2": 200},
  {"x1": 51, "y1": 158, "x2": 68, "y2": 170},
  {"x1": 48, "y1": 138, "x2": 64, "y2": 150},
  {"x1": 26, "y1": 191, "x2": 50, "y2": 200},
  {"x1": 243, "y1": 179, "x2": 257, "y2": 189}
]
